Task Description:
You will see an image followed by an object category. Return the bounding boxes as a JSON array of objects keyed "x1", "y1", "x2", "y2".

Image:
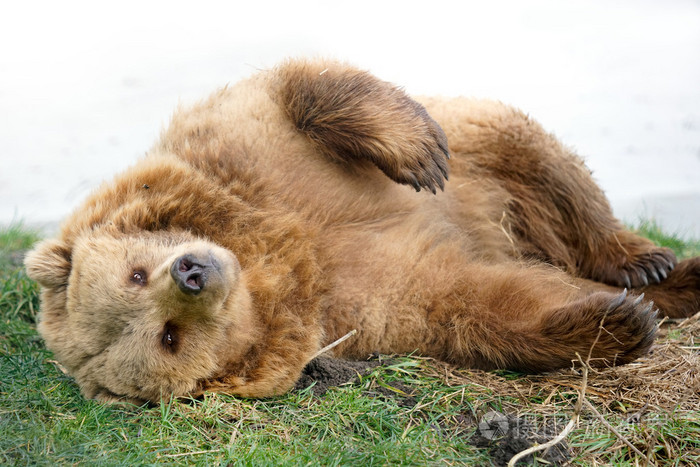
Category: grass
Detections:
[
  {"x1": 1, "y1": 221, "x2": 698, "y2": 466},
  {"x1": 631, "y1": 218, "x2": 700, "y2": 259}
]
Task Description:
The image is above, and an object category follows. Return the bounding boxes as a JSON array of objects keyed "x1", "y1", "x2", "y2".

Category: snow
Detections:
[{"x1": 2, "y1": 0, "x2": 699, "y2": 236}]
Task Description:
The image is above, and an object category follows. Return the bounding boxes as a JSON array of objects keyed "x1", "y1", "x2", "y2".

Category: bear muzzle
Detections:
[{"x1": 170, "y1": 253, "x2": 220, "y2": 296}]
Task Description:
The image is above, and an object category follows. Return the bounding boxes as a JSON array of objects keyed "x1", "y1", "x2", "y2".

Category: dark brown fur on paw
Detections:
[
  {"x1": 543, "y1": 290, "x2": 657, "y2": 368},
  {"x1": 390, "y1": 101, "x2": 450, "y2": 194},
  {"x1": 587, "y1": 231, "x2": 677, "y2": 289},
  {"x1": 642, "y1": 257, "x2": 700, "y2": 318},
  {"x1": 614, "y1": 247, "x2": 677, "y2": 289}
]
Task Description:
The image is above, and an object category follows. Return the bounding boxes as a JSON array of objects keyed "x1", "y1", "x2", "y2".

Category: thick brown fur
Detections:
[{"x1": 25, "y1": 59, "x2": 700, "y2": 404}]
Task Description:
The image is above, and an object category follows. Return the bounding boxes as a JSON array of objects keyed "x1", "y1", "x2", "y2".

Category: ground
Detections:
[{"x1": 290, "y1": 313, "x2": 700, "y2": 466}]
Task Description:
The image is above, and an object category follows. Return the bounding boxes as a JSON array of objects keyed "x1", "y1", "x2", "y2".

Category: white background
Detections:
[{"x1": 2, "y1": 0, "x2": 699, "y2": 236}]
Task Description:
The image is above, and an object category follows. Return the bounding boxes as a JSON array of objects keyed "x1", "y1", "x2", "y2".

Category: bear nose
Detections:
[{"x1": 170, "y1": 254, "x2": 208, "y2": 295}]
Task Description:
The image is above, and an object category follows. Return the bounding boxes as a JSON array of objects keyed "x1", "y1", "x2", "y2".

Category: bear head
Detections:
[{"x1": 24, "y1": 229, "x2": 256, "y2": 404}]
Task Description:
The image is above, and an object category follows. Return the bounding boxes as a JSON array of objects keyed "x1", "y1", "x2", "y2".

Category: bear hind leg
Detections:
[
  {"x1": 461, "y1": 112, "x2": 677, "y2": 288},
  {"x1": 641, "y1": 256, "x2": 700, "y2": 318}
]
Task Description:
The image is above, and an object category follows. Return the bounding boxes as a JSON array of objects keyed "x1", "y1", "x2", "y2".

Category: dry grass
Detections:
[{"x1": 415, "y1": 312, "x2": 700, "y2": 464}]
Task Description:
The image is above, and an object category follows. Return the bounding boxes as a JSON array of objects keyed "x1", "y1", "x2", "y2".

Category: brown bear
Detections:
[{"x1": 25, "y1": 58, "x2": 700, "y2": 405}]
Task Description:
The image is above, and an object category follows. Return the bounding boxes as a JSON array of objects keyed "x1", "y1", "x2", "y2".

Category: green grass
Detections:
[
  {"x1": 1, "y1": 221, "x2": 698, "y2": 465},
  {"x1": 631, "y1": 218, "x2": 700, "y2": 258},
  {"x1": 0, "y1": 223, "x2": 41, "y2": 253},
  {"x1": 0, "y1": 225, "x2": 492, "y2": 465}
]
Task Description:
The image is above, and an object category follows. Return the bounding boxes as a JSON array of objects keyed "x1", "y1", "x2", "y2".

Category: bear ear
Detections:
[{"x1": 24, "y1": 239, "x2": 72, "y2": 288}]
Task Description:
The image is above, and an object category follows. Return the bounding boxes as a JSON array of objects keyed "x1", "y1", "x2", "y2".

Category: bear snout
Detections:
[{"x1": 170, "y1": 254, "x2": 216, "y2": 295}]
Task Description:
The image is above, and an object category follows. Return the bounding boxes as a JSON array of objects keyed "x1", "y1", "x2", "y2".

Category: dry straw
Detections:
[{"x1": 420, "y1": 311, "x2": 700, "y2": 464}]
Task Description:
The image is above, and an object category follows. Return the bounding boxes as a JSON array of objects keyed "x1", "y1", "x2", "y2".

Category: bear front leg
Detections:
[
  {"x1": 273, "y1": 59, "x2": 450, "y2": 193},
  {"x1": 424, "y1": 264, "x2": 658, "y2": 372}
]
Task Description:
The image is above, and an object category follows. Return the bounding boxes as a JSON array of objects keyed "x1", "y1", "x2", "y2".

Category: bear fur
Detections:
[{"x1": 25, "y1": 58, "x2": 700, "y2": 404}]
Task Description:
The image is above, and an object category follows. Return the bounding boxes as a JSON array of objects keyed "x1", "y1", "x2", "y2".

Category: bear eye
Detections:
[{"x1": 130, "y1": 269, "x2": 147, "y2": 286}]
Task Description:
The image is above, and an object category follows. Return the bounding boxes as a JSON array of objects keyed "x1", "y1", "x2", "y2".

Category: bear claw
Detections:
[
  {"x1": 603, "y1": 247, "x2": 677, "y2": 289},
  {"x1": 607, "y1": 289, "x2": 628, "y2": 311},
  {"x1": 632, "y1": 293, "x2": 645, "y2": 306}
]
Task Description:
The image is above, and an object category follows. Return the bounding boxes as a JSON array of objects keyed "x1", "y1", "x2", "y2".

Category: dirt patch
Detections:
[
  {"x1": 292, "y1": 357, "x2": 571, "y2": 465},
  {"x1": 469, "y1": 411, "x2": 570, "y2": 466},
  {"x1": 294, "y1": 356, "x2": 419, "y2": 406},
  {"x1": 294, "y1": 356, "x2": 381, "y2": 395}
]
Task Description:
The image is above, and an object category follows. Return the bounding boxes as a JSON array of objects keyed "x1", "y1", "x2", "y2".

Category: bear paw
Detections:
[
  {"x1": 583, "y1": 290, "x2": 658, "y2": 365},
  {"x1": 609, "y1": 247, "x2": 677, "y2": 289},
  {"x1": 544, "y1": 290, "x2": 658, "y2": 367},
  {"x1": 384, "y1": 105, "x2": 450, "y2": 194},
  {"x1": 585, "y1": 230, "x2": 677, "y2": 289}
]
